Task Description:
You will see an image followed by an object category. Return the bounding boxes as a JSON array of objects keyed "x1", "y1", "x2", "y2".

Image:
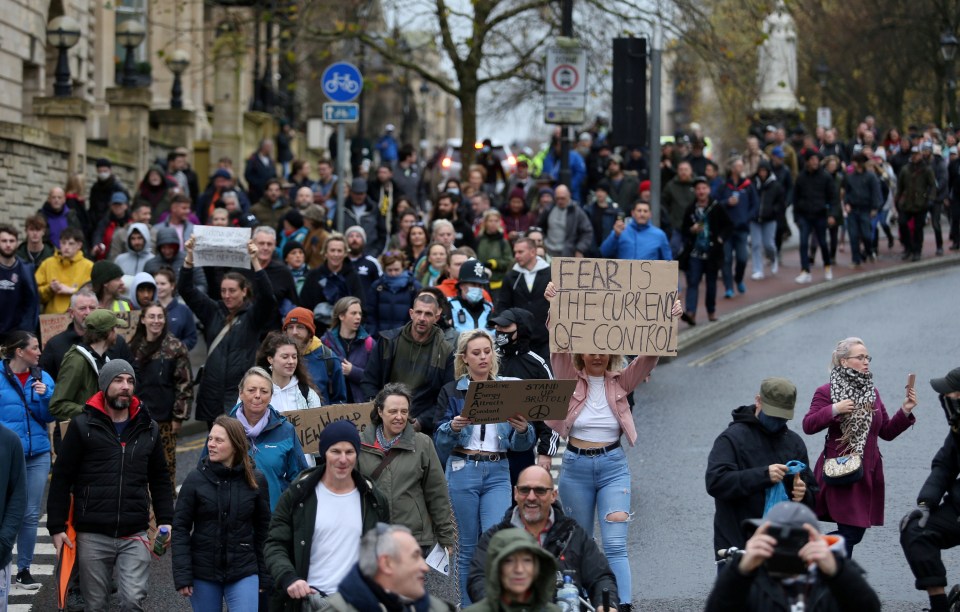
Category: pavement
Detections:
[{"x1": 678, "y1": 229, "x2": 960, "y2": 353}]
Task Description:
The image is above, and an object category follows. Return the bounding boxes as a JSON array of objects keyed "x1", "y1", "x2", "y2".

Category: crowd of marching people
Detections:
[{"x1": 0, "y1": 117, "x2": 959, "y2": 612}]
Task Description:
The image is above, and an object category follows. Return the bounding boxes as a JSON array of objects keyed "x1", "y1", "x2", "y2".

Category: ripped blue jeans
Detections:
[{"x1": 558, "y1": 445, "x2": 632, "y2": 602}]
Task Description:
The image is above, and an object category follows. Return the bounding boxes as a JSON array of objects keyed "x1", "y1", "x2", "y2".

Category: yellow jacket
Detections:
[{"x1": 35, "y1": 250, "x2": 93, "y2": 314}]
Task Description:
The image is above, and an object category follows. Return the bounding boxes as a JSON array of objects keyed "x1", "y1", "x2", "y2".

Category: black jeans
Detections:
[
  {"x1": 899, "y1": 210, "x2": 926, "y2": 255},
  {"x1": 830, "y1": 523, "x2": 866, "y2": 558},
  {"x1": 901, "y1": 502, "x2": 960, "y2": 590}
]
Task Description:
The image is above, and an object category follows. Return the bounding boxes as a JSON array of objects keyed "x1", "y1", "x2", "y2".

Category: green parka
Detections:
[
  {"x1": 463, "y1": 528, "x2": 561, "y2": 612},
  {"x1": 358, "y1": 423, "x2": 455, "y2": 550}
]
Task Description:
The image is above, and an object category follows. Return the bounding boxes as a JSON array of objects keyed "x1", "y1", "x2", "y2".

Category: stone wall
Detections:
[{"x1": 0, "y1": 120, "x2": 71, "y2": 228}]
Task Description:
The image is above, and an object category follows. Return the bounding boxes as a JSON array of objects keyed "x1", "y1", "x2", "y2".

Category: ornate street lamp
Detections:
[
  {"x1": 165, "y1": 49, "x2": 190, "y2": 109},
  {"x1": 46, "y1": 16, "x2": 81, "y2": 97},
  {"x1": 815, "y1": 58, "x2": 829, "y2": 109},
  {"x1": 116, "y1": 19, "x2": 146, "y2": 88}
]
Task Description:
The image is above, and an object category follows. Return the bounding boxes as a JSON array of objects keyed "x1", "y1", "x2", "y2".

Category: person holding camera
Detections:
[
  {"x1": 706, "y1": 378, "x2": 817, "y2": 563},
  {"x1": 900, "y1": 367, "x2": 960, "y2": 612},
  {"x1": 705, "y1": 501, "x2": 881, "y2": 611}
]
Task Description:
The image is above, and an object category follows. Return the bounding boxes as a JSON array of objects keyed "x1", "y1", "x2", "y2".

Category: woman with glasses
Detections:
[
  {"x1": 802, "y1": 337, "x2": 918, "y2": 557},
  {"x1": 542, "y1": 282, "x2": 681, "y2": 610},
  {"x1": 434, "y1": 330, "x2": 535, "y2": 604}
]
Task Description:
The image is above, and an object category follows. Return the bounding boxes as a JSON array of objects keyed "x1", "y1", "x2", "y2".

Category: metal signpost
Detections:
[{"x1": 321, "y1": 62, "x2": 363, "y2": 232}]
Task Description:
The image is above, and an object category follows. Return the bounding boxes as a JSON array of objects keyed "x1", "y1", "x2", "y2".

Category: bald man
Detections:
[
  {"x1": 467, "y1": 466, "x2": 619, "y2": 611},
  {"x1": 535, "y1": 184, "x2": 594, "y2": 257}
]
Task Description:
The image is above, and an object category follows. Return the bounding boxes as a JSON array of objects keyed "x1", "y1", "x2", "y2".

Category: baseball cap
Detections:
[
  {"x1": 931, "y1": 367, "x2": 960, "y2": 394},
  {"x1": 489, "y1": 308, "x2": 532, "y2": 329},
  {"x1": 84, "y1": 309, "x2": 124, "y2": 334},
  {"x1": 759, "y1": 377, "x2": 797, "y2": 419}
]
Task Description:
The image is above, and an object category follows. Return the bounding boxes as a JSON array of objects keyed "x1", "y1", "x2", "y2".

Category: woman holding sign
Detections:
[
  {"x1": 543, "y1": 281, "x2": 681, "y2": 609},
  {"x1": 227, "y1": 366, "x2": 308, "y2": 510},
  {"x1": 434, "y1": 330, "x2": 535, "y2": 604}
]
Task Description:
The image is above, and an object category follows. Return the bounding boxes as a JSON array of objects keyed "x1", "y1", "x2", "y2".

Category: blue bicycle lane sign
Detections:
[{"x1": 321, "y1": 62, "x2": 363, "y2": 103}]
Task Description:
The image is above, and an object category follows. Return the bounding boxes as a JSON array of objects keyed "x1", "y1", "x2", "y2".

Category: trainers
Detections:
[
  {"x1": 824, "y1": 266, "x2": 833, "y2": 281},
  {"x1": 937, "y1": 248, "x2": 944, "y2": 256},
  {"x1": 67, "y1": 588, "x2": 86, "y2": 612},
  {"x1": 770, "y1": 258, "x2": 779, "y2": 275},
  {"x1": 795, "y1": 271, "x2": 812, "y2": 284},
  {"x1": 737, "y1": 282, "x2": 747, "y2": 294},
  {"x1": 724, "y1": 288, "x2": 734, "y2": 299},
  {"x1": 15, "y1": 569, "x2": 41, "y2": 590},
  {"x1": 750, "y1": 272, "x2": 764, "y2": 281}
]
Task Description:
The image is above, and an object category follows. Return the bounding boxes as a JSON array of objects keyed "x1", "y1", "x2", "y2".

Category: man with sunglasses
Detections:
[{"x1": 466, "y1": 465, "x2": 619, "y2": 611}]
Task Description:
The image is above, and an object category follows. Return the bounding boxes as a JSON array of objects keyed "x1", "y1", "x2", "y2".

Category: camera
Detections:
[{"x1": 765, "y1": 525, "x2": 809, "y2": 577}]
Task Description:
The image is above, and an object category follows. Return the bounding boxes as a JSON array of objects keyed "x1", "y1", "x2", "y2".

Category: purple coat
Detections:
[{"x1": 802, "y1": 383, "x2": 915, "y2": 528}]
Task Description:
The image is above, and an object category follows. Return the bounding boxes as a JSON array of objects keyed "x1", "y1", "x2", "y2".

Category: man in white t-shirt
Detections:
[{"x1": 264, "y1": 421, "x2": 390, "y2": 608}]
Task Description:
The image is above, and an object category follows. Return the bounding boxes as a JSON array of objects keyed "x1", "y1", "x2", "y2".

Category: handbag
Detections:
[{"x1": 822, "y1": 453, "x2": 863, "y2": 486}]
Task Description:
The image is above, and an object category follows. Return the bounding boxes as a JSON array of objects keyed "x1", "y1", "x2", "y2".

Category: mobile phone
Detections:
[{"x1": 907, "y1": 373, "x2": 916, "y2": 390}]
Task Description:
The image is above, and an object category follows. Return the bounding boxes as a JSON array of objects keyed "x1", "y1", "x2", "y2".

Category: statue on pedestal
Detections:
[{"x1": 755, "y1": 0, "x2": 803, "y2": 113}]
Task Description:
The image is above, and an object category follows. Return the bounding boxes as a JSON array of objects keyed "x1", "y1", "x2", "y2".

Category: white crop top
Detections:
[{"x1": 569, "y1": 375, "x2": 622, "y2": 443}]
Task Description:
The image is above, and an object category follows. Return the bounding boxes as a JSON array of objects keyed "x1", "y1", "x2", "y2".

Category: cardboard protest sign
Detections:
[
  {"x1": 40, "y1": 311, "x2": 139, "y2": 346},
  {"x1": 39, "y1": 314, "x2": 71, "y2": 348},
  {"x1": 460, "y1": 379, "x2": 576, "y2": 425},
  {"x1": 549, "y1": 257, "x2": 679, "y2": 356},
  {"x1": 192, "y1": 226, "x2": 252, "y2": 268},
  {"x1": 284, "y1": 402, "x2": 374, "y2": 454}
]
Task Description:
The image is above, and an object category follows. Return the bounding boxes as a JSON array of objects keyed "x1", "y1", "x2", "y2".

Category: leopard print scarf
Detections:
[{"x1": 830, "y1": 366, "x2": 877, "y2": 455}]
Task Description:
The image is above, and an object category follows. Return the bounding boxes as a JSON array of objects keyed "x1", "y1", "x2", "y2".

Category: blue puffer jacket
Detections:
[
  {"x1": 367, "y1": 273, "x2": 421, "y2": 336},
  {"x1": 433, "y1": 376, "x2": 535, "y2": 466},
  {"x1": 225, "y1": 403, "x2": 309, "y2": 510},
  {"x1": 600, "y1": 218, "x2": 672, "y2": 260},
  {"x1": 0, "y1": 361, "x2": 55, "y2": 458}
]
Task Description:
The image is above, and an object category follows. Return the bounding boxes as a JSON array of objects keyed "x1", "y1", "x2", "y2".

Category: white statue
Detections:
[{"x1": 756, "y1": 1, "x2": 803, "y2": 111}]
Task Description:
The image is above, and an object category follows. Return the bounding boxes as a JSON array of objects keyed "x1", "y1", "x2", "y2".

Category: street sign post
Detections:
[
  {"x1": 321, "y1": 62, "x2": 364, "y2": 232},
  {"x1": 545, "y1": 43, "x2": 587, "y2": 125},
  {"x1": 323, "y1": 103, "x2": 359, "y2": 123}
]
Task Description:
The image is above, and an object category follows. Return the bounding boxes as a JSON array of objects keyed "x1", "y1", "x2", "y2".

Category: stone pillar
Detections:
[
  {"x1": 211, "y1": 36, "x2": 246, "y2": 173},
  {"x1": 151, "y1": 109, "x2": 196, "y2": 150},
  {"x1": 106, "y1": 87, "x2": 151, "y2": 178},
  {"x1": 32, "y1": 97, "x2": 92, "y2": 175}
]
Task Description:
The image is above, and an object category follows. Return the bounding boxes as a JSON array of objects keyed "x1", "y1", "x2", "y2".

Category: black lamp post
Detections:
[
  {"x1": 942, "y1": 32, "x2": 958, "y2": 128},
  {"x1": 419, "y1": 82, "x2": 429, "y2": 143},
  {"x1": 116, "y1": 20, "x2": 146, "y2": 88},
  {"x1": 166, "y1": 49, "x2": 190, "y2": 109},
  {"x1": 816, "y1": 58, "x2": 829, "y2": 109},
  {"x1": 46, "y1": 16, "x2": 81, "y2": 97}
]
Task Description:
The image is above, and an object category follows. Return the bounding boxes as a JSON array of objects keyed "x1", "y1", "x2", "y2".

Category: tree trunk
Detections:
[{"x1": 459, "y1": 85, "x2": 477, "y2": 181}]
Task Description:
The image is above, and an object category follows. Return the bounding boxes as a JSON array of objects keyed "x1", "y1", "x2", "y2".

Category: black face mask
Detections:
[
  {"x1": 758, "y1": 410, "x2": 788, "y2": 434},
  {"x1": 495, "y1": 331, "x2": 517, "y2": 353},
  {"x1": 941, "y1": 394, "x2": 960, "y2": 433}
]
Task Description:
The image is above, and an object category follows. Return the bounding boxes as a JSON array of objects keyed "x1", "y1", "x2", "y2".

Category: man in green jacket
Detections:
[
  {"x1": 49, "y1": 309, "x2": 124, "y2": 421},
  {"x1": 264, "y1": 421, "x2": 389, "y2": 612}
]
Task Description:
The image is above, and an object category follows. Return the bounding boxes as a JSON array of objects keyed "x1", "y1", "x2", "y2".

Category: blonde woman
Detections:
[{"x1": 433, "y1": 330, "x2": 535, "y2": 604}]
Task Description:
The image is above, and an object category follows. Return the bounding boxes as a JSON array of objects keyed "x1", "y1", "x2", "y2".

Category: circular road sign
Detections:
[
  {"x1": 551, "y1": 64, "x2": 579, "y2": 92},
  {"x1": 322, "y1": 62, "x2": 364, "y2": 103}
]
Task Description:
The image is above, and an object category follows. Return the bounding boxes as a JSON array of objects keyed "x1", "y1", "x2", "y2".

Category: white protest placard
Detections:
[
  {"x1": 549, "y1": 257, "x2": 679, "y2": 356},
  {"x1": 460, "y1": 380, "x2": 575, "y2": 425},
  {"x1": 191, "y1": 226, "x2": 252, "y2": 268}
]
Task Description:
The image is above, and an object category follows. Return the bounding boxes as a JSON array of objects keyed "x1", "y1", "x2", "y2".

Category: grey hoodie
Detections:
[
  {"x1": 114, "y1": 222, "x2": 153, "y2": 276},
  {"x1": 127, "y1": 271, "x2": 157, "y2": 308}
]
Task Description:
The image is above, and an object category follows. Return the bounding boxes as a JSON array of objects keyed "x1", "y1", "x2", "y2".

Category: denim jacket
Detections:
[{"x1": 433, "y1": 376, "x2": 535, "y2": 466}]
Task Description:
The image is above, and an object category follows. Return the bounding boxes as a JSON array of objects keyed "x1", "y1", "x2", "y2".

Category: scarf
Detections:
[
  {"x1": 382, "y1": 271, "x2": 412, "y2": 292},
  {"x1": 830, "y1": 366, "x2": 877, "y2": 455},
  {"x1": 375, "y1": 425, "x2": 403, "y2": 450},
  {"x1": 236, "y1": 405, "x2": 270, "y2": 447}
]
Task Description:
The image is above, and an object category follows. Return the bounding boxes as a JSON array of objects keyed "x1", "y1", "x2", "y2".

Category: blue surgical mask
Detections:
[
  {"x1": 465, "y1": 287, "x2": 484, "y2": 303},
  {"x1": 757, "y1": 410, "x2": 788, "y2": 433}
]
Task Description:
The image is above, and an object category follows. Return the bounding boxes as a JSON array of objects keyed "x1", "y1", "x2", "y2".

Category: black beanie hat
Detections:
[{"x1": 318, "y1": 420, "x2": 361, "y2": 457}]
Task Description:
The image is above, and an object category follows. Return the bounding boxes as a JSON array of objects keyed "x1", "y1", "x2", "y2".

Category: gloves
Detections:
[{"x1": 899, "y1": 503, "x2": 930, "y2": 532}]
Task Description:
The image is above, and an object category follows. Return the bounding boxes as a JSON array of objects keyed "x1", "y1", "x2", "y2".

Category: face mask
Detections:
[
  {"x1": 495, "y1": 331, "x2": 515, "y2": 348},
  {"x1": 447, "y1": 187, "x2": 460, "y2": 195},
  {"x1": 941, "y1": 394, "x2": 960, "y2": 432},
  {"x1": 465, "y1": 287, "x2": 483, "y2": 303},
  {"x1": 97, "y1": 171, "x2": 111, "y2": 181},
  {"x1": 757, "y1": 410, "x2": 788, "y2": 433}
]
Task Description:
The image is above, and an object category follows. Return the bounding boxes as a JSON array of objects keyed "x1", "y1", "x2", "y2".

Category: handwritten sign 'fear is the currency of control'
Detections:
[
  {"x1": 549, "y1": 257, "x2": 679, "y2": 356},
  {"x1": 461, "y1": 380, "x2": 575, "y2": 425}
]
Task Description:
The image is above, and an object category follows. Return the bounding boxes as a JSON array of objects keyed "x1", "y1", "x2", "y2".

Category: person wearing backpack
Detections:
[{"x1": 281, "y1": 307, "x2": 347, "y2": 405}]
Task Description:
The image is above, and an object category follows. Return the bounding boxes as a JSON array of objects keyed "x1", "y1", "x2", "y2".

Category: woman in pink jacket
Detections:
[
  {"x1": 802, "y1": 336, "x2": 917, "y2": 557},
  {"x1": 543, "y1": 281, "x2": 680, "y2": 609}
]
